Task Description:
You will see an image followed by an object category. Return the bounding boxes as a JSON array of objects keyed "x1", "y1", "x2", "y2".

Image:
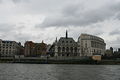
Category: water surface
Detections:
[{"x1": 0, "y1": 64, "x2": 120, "y2": 80}]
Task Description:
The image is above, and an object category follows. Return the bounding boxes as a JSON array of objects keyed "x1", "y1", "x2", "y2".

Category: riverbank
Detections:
[{"x1": 0, "y1": 58, "x2": 120, "y2": 64}]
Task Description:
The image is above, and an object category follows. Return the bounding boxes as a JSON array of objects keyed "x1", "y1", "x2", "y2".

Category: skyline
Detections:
[{"x1": 0, "y1": 0, "x2": 120, "y2": 49}]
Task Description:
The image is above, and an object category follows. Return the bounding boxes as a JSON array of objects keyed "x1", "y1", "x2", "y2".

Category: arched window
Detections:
[
  {"x1": 58, "y1": 47, "x2": 61, "y2": 52},
  {"x1": 62, "y1": 47, "x2": 65, "y2": 52},
  {"x1": 66, "y1": 47, "x2": 69, "y2": 52},
  {"x1": 74, "y1": 47, "x2": 77, "y2": 52},
  {"x1": 70, "y1": 47, "x2": 73, "y2": 53}
]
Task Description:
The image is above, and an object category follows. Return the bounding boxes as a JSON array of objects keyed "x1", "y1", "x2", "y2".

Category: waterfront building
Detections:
[
  {"x1": 92, "y1": 55, "x2": 101, "y2": 61},
  {"x1": 49, "y1": 31, "x2": 78, "y2": 57},
  {"x1": 34, "y1": 41, "x2": 47, "y2": 57},
  {"x1": 0, "y1": 39, "x2": 23, "y2": 57},
  {"x1": 24, "y1": 41, "x2": 47, "y2": 57},
  {"x1": 24, "y1": 41, "x2": 35, "y2": 57},
  {"x1": 48, "y1": 43, "x2": 56, "y2": 57},
  {"x1": 105, "y1": 47, "x2": 113, "y2": 57},
  {"x1": 112, "y1": 48, "x2": 120, "y2": 59},
  {"x1": 78, "y1": 34, "x2": 106, "y2": 56},
  {"x1": 46, "y1": 44, "x2": 52, "y2": 56}
]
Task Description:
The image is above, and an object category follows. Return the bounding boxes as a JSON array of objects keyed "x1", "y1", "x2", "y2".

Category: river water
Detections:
[{"x1": 0, "y1": 64, "x2": 120, "y2": 80}]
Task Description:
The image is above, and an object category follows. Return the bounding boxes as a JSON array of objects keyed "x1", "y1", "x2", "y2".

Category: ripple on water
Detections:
[{"x1": 0, "y1": 64, "x2": 120, "y2": 80}]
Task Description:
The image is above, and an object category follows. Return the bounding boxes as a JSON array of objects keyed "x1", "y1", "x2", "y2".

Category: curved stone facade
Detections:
[{"x1": 78, "y1": 34, "x2": 106, "y2": 56}]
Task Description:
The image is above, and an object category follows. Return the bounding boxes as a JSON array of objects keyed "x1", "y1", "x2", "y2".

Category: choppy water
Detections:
[{"x1": 0, "y1": 64, "x2": 120, "y2": 80}]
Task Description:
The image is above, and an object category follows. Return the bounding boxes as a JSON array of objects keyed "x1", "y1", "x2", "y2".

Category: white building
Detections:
[
  {"x1": 49, "y1": 31, "x2": 78, "y2": 57},
  {"x1": 0, "y1": 39, "x2": 22, "y2": 57},
  {"x1": 78, "y1": 34, "x2": 106, "y2": 56}
]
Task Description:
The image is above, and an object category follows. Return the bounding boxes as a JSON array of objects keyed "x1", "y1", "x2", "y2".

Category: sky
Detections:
[{"x1": 0, "y1": 0, "x2": 120, "y2": 49}]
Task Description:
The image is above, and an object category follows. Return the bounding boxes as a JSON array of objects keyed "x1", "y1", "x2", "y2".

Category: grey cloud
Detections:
[
  {"x1": 0, "y1": 24, "x2": 26, "y2": 42},
  {"x1": 0, "y1": 24, "x2": 15, "y2": 32},
  {"x1": 115, "y1": 12, "x2": 120, "y2": 20},
  {"x1": 38, "y1": 2, "x2": 120, "y2": 27},
  {"x1": 109, "y1": 29, "x2": 120, "y2": 35},
  {"x1": 0, "y1": 28, "x2": 32, "y2": 44},
  {"x1": 14, "y1": 33, "x2": 31, "y2": 41},
  {"x1": 12, "y1": 0, "x2": 21, "y2": 3},
  {"x1": 108, "y1": 37, "x2": 120, "y2": 48},
  {"x1": 12, "y1": 0, "x2": 30, "y2": 3},
  {"x1": 0, "y1": 0, "x2": 2, "y2": 3}
]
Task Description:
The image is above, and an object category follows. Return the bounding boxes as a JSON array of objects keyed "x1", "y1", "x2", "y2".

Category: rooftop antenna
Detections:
[
  {"x1": 55, "y1": 37, "x2": 57, "y2": 42},
  {"x1": 66, "y1": 30, "x2": 68, "y2": 38},
  {"x1": 42, "y1": 40, "x2": 44, "y2": 43}
]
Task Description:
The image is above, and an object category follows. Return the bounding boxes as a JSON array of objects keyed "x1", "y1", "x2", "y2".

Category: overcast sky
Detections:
[{"x1": 0, "y1": 0, "x2": 120, "y2": 49}]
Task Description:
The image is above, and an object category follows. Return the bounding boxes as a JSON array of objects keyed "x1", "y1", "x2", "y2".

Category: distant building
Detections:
[
  {"x1": 46, "y1": 44, "x2": 52, "y2": 55},
  {"x1": 48, "y1": 43, "x2": 55, "y2": 57},
  {"x1": 24, "y1": 41, "x2": 47, "y2": 57},
  {"x1": 92, "y1": 55, "x2": 101, "y2": 61},
  {"x1": 112, "y1": 48, "x2": 120, "y2": 59},
  {"x1": 105, "y1": 47, "x2": 113, "y2": 57},
  {"x1": 34, "y1": 41, "x2": 47, "y2": 57},
  {"x1": 118, "y1": 48, "x2": 120, "y2": 52},
  {"x1": 78, "y1": 34, "x2": 106, "y2": 56},
  {"x1": 24, "y1": 41, "x2": 35, "y2": 57},
  {"x1": 110, "y1": 47, "x2": 114, "y2": 54},
  {"x1": 0, "y1": 39, "x2": 23, "y2": 57},
  {"x1": 49, "y1": 31, "x2": 78, "y2": 57}
]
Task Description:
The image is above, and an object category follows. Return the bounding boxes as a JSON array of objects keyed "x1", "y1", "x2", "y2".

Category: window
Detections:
[
  {"x1": 74, "y1": 47, "x2": 77, "y2": 52},
  {"x1": 70, "y1": 47, "x2": 73, "y2": 52},
  {"x1": 62, "y1": 47, "x2": 65, "y2": 52},
  {"x1": 66, "y1": 47, "x2": 69, "y2": 52},
  {"x1": 58, "y1": 47, "x2": 61, "y2": 52},
  {"x1": 85, "y1": 43, "x2": 87, "y2": 48}
]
